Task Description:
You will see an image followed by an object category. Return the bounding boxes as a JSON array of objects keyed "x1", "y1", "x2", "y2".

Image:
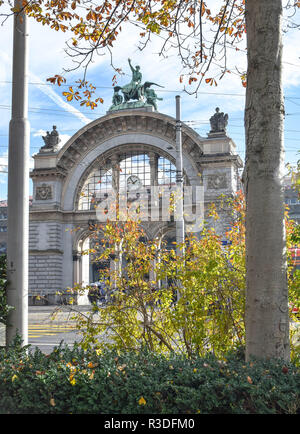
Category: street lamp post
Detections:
[
  {"x1": 175, "y1": 95, "x2": 184, "y2": 300},
  {"x1": 6, "y1": 1, "x2": 30, "y2": 347},
  {"x1": 175, "y1": 95, "x2": 185, "y2": 252}
]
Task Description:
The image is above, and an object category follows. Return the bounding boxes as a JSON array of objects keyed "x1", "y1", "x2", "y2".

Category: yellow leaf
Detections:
[
  {"x1": 11, "y1": 374, "x2": 18, "y2": 382},
  {"x1": 138, "y1": 396, "x2": 146, "y2": 406},
  {"x1": 117, "y1": 364, "x2": 127, "y2": 371}
]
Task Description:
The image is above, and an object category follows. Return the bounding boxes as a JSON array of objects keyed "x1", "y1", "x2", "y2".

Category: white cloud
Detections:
[
  {"x1": 0, "y1": 16, "x2": 93, "y2": 126},
  {"x1": 29, "y1": 72, "x2": 93, "y2": 125},
  {"x1": 29, "y1": 156, "x2": 34, "y2": 170},
  {"x1": 0, "y1": 149, "x2": 33, "y2": 172},
  {"x1": 0, "y1": 150, "x2": 8, "y2": 173},
  {"x1": 59, "y1": 134, "x2": 71, "y2": 146},
  {"x1": 33, "y1": 129, "x2": 46, "y2": 137}
]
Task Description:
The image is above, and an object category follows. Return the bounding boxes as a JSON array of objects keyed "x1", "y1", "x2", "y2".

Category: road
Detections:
[{"x1": 0, "y1": 305, "x2": 93, "y2": 354}]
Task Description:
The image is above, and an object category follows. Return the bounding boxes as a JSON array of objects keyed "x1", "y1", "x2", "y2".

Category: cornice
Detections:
[
  {"x1": 55, "y1": 111, "x2": 204, "y2": 173},
  {"x1": 200, "y1": 153, "x2": 244, "y2": 168},
  {"x1": 30, "y1": 167, "x2": 67, "y2": 179}
]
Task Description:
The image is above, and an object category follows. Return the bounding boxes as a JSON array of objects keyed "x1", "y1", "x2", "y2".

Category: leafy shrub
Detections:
[
  {"x1": 71, "y1": 192, "x2": 299, "y2": 364},
  {"x1": 0, "y1": 338, "x2": 299, "y2": 414}
]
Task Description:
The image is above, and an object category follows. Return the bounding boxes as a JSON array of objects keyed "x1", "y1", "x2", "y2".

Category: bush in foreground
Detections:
[{"x1": 0, "y1": 338, "x2": 299, "y2": 414}]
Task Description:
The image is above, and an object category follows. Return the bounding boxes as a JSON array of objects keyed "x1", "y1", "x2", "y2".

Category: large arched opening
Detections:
[{"x1": 29, "y1": 109, "x2": 242, "y2": 304}]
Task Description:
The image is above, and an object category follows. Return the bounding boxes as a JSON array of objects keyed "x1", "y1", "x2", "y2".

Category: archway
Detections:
[{"x1": 29, "y1": 109, "x2": 241, "y2": 304}]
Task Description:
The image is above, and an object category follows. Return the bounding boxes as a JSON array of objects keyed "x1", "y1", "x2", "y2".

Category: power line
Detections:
[
  {"x1": 0, "y1": 104, "x2": 105, "y2": 117},
  {"x1": 0, "y1": 80, "x2": 247, "y2": 97},
  {"x1": 0, "y1": 101, "x2": 299, "y2": 120},
  {"x1": 2, "y1": 79, "x2": 300, "y2": 98}
]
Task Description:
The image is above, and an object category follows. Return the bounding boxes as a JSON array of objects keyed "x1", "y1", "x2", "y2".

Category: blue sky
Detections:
[{"x1": 0, "y1": 6, "x2": 300, "y2": 200}]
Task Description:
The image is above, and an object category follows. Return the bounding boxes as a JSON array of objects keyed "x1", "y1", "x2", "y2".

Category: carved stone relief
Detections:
[
  {"x1": 35, "y1": 184, "x2": 53, "y2": 200},
  {"x1": 207, "y1": 173, "x2": 228, "y2": 190}
]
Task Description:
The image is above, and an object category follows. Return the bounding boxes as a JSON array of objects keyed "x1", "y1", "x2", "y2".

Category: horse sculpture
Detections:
[{"x1": 109, "y1": 59, "x2": 164, "y2": 111}]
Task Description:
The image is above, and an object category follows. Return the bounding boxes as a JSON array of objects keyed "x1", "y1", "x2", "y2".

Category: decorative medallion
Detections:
[
  {"x1": 35, "y1": 184, "x2": 53, "y2": 200},
  {"x1": 207, "y1": 174, "x2": 228, "y2": 190}
]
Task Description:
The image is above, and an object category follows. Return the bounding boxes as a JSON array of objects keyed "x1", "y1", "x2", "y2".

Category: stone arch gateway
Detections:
[{"x1": 29, "y1": 108, "x2": 242, "y2": 305}]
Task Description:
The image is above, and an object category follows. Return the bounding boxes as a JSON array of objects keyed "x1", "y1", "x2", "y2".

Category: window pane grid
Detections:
[
  {"x1": 78, "y1": 153, "x2": 177, "y2": 210},
  {"x1": 157, "y1": 156, "x2": 176, "y2": 186}
]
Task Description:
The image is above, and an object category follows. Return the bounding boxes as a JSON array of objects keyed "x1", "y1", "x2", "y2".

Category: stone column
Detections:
[
  {"x1": 111, "y1": 155, "x2": 120, "y2": 220},
  {"x1": 81, "y1": 237, "x2": 90, "y2": 287},
  {"x1": 111, "y1": 155, "x2": 120, "y2": 194},
  {"x1": 73, "y1": 251, "x2": 81, "y2": 285},
  {"x1": 148, "y1": 152, "x2": 158, "y2": 187},
  {"x1": 149, "y1": 152, "x2": 159, "y2": 221}
]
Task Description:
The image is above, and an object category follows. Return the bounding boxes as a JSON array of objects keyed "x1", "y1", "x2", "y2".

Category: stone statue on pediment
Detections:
[
  {"x1": 112, "y1": 86, "x2": 123, "y2": 106},
  {"x1": 143, "y1": 82, "x2": 163, "y2": 111},
  {"x1": 40, "y1": 125, "x2": 61, "y2": 152},
  {"x1": 209, "y1": 107, "x2": 228, "y2": 134}
]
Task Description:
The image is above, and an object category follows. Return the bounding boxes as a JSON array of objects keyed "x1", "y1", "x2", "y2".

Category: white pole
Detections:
[
  {"x1": 6, "y1": 1, "x2": 30, "y2": 347},
  {"x1": 175, "y1": 96, "x2": 184, "y2": 301},
  {"x1": 175, "y1": 95, "x2": 185, "y2": 254}
]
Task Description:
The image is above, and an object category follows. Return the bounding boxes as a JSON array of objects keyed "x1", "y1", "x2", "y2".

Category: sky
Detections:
[{"x1": 0, "y1": 4, "x2": 300, "y2": 200}]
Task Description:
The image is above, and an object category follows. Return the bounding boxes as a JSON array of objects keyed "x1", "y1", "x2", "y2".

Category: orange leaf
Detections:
[
  {"x1": 247, "y1": 376, "x2": 253, "y2": 384},
  {"x1": 46, "y1": 77, "x2": 56, "y2": 84},
  {"x1": 46, "y1": 74, "x2": 66, "y2": 86}
]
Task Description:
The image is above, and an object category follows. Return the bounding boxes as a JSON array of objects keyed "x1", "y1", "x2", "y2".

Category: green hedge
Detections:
[{"x1": 0, "y1": 338, "x2": 299, "y2": 414}]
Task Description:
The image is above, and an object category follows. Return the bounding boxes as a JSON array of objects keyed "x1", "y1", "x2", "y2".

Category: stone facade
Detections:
[
  {"x1": 29, "y1": 107, "x2": 243, "y2": 305},
  {"x1": 29, "y1": 254, "x2": 63, "y2": 304}
]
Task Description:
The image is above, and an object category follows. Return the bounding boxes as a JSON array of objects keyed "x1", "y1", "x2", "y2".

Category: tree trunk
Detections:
[{"x1": 244, "y1": 0, "x2": 289, "y2": 361}]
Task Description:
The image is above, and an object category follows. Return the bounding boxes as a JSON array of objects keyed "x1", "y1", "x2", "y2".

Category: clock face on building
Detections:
[{"x1": 127, "y1": 175, "x2": 142, "y2": 191}]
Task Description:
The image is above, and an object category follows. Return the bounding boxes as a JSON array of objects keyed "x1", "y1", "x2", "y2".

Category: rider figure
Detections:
[{"x1": 123, "y1": 58, "x2": 143, "y2": 101}]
